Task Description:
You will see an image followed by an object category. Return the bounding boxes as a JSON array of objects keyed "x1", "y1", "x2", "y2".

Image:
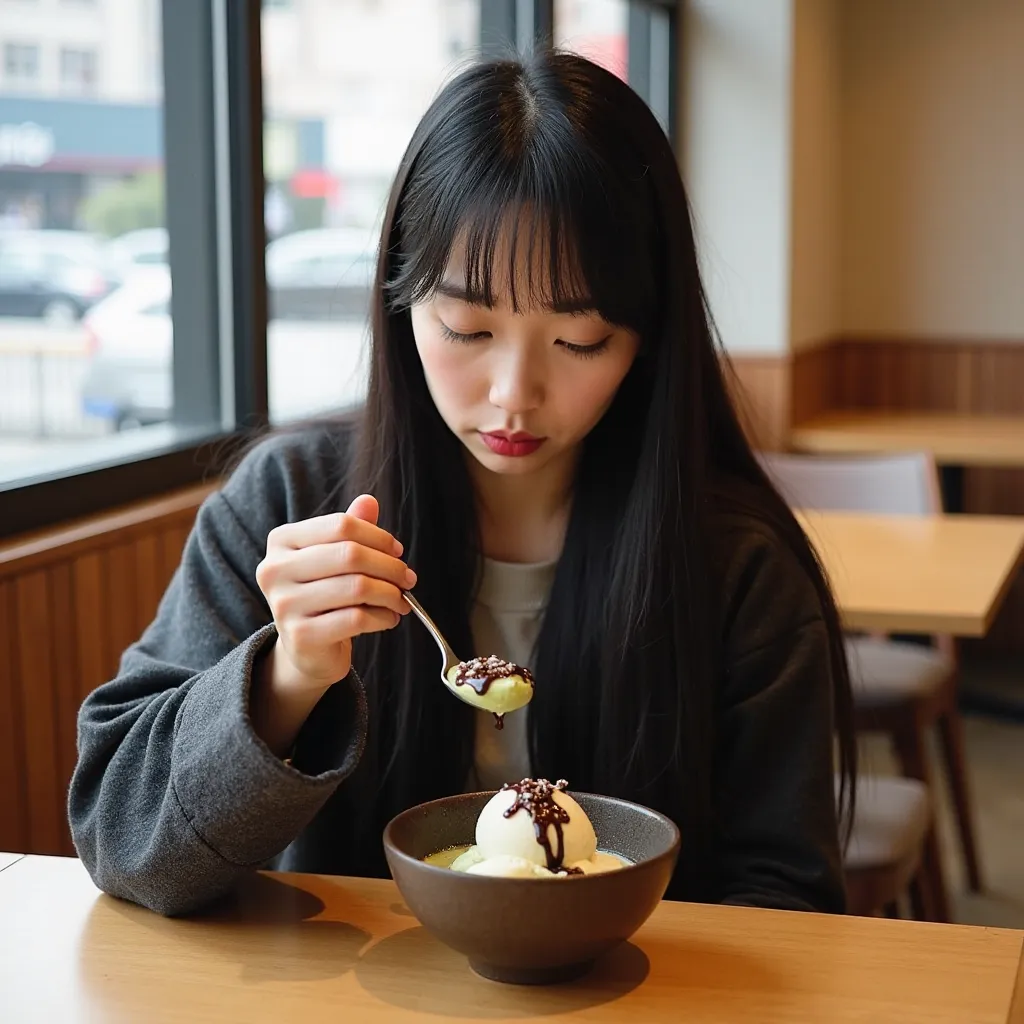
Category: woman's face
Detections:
[{"x1": 410, "y1": 244, "x2": 640, "y2": 480}]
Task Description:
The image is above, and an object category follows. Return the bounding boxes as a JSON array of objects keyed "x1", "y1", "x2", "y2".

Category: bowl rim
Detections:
[{"x1": 383, "y1": 788, "x2": 682, "y2": 884}]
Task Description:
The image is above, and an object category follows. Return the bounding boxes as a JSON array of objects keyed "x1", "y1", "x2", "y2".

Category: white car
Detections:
[
  {"x1": 80, "y1": 266, "x2": 172, "y2": 428},
  {"x1": 105, "y1": 228, "x2": 169, "y2": 281},
  {"x1": 80, "y1": 259, "x2": 371, "y2": 430}
]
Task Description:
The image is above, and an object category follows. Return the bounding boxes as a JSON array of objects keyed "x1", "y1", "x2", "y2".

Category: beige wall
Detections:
[
  {"x1": 681, "y1": 0, "x2": 794, "y2": 355},
  {"x1": 789, "y1": 0, "x2": 841, "y2": 351},
  {"x1": 839, "y1": 0, "x2": 1024, "y2": 340}
]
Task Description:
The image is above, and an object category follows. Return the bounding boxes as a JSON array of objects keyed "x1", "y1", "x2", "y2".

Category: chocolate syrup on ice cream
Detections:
[
  {"x1": 501, "y1": 778, "x2": 577, "y2": 873},
  {"x1": 453, "y1": 655, "x2": 535, "y2": 694}
]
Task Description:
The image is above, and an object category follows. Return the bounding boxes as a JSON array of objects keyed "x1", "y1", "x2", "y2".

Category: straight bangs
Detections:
[{"x1": 387, "y1": 104, "x2": 664, "y2": 336}]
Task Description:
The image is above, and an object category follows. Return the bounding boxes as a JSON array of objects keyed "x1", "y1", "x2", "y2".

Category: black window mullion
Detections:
[
  {"x1": 629, "y1": 0, "x2": 676, "y2": 140},
  {"x1": 481, "y1": 0, "x2": 554, "y2": 55},
  {"x1": 218, "y1": 0, "x2": 269, "y2": 432}
]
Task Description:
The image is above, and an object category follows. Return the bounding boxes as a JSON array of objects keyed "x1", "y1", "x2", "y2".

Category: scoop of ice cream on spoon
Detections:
[{"x1": 402, "y1": 591, "x2": 534, "y2": 725}]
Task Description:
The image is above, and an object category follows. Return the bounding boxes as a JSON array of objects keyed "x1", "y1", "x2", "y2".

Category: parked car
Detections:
[
  {"x1": 105, "y1": 227, "x2": 169, "y2": 281},
  {"x1": 0, "y1": 229, "x2": 117, "y2": 324},
  {"x1": 81, "y1": 229, "x2": 378, "y2": 429},
  {"x1": 266, "y1": 227, "x2": 376, "y2": 321},
  {"x1": 80, "y1": 266, "x2": 172, "y2": 429}
]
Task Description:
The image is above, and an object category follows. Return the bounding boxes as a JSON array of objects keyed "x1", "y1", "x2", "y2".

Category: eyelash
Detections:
[{"x1": 439, "y1": 323, "x2": 612, "y2": 359}]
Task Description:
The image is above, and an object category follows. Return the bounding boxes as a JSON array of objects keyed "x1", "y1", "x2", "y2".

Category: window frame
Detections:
[{"x1": 0, "y1": 0, "x2": 678, "y2": 541}]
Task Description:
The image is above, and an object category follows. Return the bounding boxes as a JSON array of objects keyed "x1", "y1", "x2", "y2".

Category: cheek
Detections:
[
  {"x1": 410, "y1": 307, "x2": 485, "y2": 412},
  {"x1": 554, "y1": 350, "x2": 637, "y2": 432}
]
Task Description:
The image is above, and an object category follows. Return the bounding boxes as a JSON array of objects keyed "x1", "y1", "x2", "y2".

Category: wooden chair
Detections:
[
  {"x1": 843, "y1": 775, "x2": 933, "y2": 918},
  {"x1": 761, "y1": 450, "x2": 983, "y2": 922}
]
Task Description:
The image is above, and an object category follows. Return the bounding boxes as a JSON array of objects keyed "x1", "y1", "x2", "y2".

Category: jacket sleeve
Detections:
[
  {"x1": 68, "y1": 438, "x2": 367, "y2": 916},
  {"x1": 713, "y1": 526, "x2": 846, "y2": 913}
]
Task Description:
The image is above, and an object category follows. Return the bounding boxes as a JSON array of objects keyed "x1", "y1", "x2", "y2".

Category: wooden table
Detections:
[
  {"x1": 790, "y1": 412, "x2": 1024, "y2": 469},
  {"x1": 1, "y1": 855, "x2": 1022, "y2": 1023},
  {"x1": 798, "y1": 510, "x2": 1024, "y2": 635}
]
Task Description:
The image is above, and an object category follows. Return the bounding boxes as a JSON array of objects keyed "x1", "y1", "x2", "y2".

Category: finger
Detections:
[
  {"x1": 268, "y1": 505, "x2": 403, "y2": 557},
  {"x1": 274, "y1": 541, "x2": 416, "y2": 590},
  {"x1": 291, "y1": 604, "x2": 401, "y2": 647},
  {"x1": 275, "y1": 574, "x2": 409, "y2": 619},
  {"x1": 346, "y1": 493, "x2": 379, "y2": 526}
]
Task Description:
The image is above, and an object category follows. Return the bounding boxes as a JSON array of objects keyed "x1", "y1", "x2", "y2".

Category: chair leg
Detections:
[
  {"x1": 892, "y1": 722, "x2": 951, "y2": 923},
  {"x1": 908, "y1": 873, "x2": 930, "y2": 921},
  {"x1": 936, "y1": 710, "x2": 984, "y2": 892}
]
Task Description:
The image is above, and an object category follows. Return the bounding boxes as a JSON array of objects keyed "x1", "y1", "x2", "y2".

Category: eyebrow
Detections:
[{"x1": 434, "y1": 280, "x2": 598, "y2": 316}]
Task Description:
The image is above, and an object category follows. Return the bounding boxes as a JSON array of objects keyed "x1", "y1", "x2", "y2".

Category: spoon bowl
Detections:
[{"x1": 402, "y1": 591, "x2": 534, "y2": 715}]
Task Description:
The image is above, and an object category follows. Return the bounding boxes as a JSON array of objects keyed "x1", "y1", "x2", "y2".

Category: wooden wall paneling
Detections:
[
  {"x1": 0, "y1": 579, "x2": 28, "y2": 852},
  {"x1": 791, "y1": 342, "x2": 838, "y2": 426},
  {"x1": 133, "y1": 533, "x2": 163, "y2": 639},
  {"x1": 723, "y1": 354, "x2": 790, "y2": 451},
  {"x1": 14, "y1": 569, "x2": 63, "y2": 855},
  {"x1": 974, "y1": 344, "x2": 1024, "y2": 414},
  {"x1": 105, "y1": 542, "x2": 138, "y2": 679},
  {"x1": 48, "y1": 561, "x2": 78, "y2": 856},
  {"x1": 157, "y1": 524, "x2": 191, "y2": 587},
  {"x1": 72, "y1": 552, "x2": 108, "y2": 705}
]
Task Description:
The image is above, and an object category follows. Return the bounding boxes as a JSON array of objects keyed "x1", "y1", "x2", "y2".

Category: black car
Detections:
[{"x1": 0, "y1": 230, "x2": 117, "y2": 324}]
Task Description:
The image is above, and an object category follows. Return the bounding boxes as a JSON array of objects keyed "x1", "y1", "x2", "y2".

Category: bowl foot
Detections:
[{"x1": 469, "y1": 958, "x2": 595, "y2": 985}]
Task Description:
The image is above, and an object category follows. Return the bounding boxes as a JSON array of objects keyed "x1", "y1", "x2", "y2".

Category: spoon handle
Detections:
[{"x1": 402, "y1": 591, "x2": 461, "y2": 675}]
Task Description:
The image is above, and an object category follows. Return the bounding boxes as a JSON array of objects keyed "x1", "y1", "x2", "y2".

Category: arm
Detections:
[
  {"x1": 713, "y1": 528, "x2": 846, "y2": 913},
  {"x1": 68, "y1": 442, "x2": 367, "y2": 917}
]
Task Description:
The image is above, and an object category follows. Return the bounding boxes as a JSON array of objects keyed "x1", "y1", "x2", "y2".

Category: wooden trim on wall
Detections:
[{"x1": 722, "y1": 352, "x2": 792, "y2": 452}]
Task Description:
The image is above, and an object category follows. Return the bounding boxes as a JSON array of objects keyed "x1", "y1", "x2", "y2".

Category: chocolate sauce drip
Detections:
[
  {"x1": 453, "y1": 655, "x2": 535, "y2": 695},
  {"x1": 501, "y1": 778, "x2": 572, "y2": 873},
  {"x1": 493, "y1": 713, "x2": 505, "y2": 730}
]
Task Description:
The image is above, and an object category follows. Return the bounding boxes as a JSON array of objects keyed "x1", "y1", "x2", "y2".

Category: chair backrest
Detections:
[{"x1": 758, "y1": 451, "x2": 943, "y2": 516}]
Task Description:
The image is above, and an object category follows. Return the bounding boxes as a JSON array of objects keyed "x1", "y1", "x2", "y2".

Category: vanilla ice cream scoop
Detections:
[{"x1": 450, "y1": 779, "x2": 629, "y2": 879}]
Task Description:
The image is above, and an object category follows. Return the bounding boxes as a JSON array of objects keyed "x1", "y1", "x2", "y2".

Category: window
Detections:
[
  {"x1": 554, "y1": 0, "x2": 629, "y2": 79},
  {"x1": 3, "y1": 43, "x2": 41, "y2": 89},
  {"x1": 60, "y1": 48, "x2": 98, "y2": 96},
  {"x1": 0, "y1": 3, "x2": 173, "y2": 511},
  {"x1": 261, "y1": 0, "x2": 480, "y2": 423}
]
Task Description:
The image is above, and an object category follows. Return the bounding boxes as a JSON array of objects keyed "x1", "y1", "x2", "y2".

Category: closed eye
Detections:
[
  {"x1": 439, "y1": 323, "x2": 490, "y2": 343},
  {"x1": 557, "y1": 335, "x2": 612, "y2": 359}
]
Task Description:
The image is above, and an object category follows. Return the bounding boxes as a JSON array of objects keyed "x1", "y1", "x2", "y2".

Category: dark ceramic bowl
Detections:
[{"x1": 383, "y1": 790, "x2": 680, "y2": 985}]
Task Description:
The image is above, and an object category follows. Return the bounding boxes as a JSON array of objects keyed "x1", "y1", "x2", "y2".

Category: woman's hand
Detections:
[{"x1": 250, "y1": 494, "x2": 414, "y2": 755}]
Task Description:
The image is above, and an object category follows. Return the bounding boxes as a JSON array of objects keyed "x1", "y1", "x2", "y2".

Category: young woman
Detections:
[{"x1": 69, "y1": 50, "x2": 856, "y2": 917}]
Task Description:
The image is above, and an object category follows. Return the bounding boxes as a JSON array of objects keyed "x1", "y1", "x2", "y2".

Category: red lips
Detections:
[{"x1": 479, "y1": 431, "x2": 546, "y2": 457}]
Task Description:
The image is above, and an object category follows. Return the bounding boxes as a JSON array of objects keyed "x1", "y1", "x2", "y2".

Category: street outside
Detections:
[{"x1": 0, "y1": 316, "x2": 370, "y2": 480}]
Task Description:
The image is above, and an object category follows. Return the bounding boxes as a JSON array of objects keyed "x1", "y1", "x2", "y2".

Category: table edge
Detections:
[{"x1": 0, "y1": 853, "x2": 26, "y2": 875}]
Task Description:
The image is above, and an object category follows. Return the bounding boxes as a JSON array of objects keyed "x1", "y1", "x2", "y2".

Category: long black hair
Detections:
[{"x1": 341, "y1": 50, "x2": 855, "y2": 898}]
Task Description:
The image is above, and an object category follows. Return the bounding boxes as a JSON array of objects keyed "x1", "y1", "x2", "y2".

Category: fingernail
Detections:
[
  {"x1": 392, "y1": 539, "x2": 404, "y2": 557},
  {"x1": 405, "y1": 568, "x2": 417, "y2": 588}
]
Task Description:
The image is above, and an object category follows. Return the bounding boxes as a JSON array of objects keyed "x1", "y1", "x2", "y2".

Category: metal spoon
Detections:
[{"x1": 402, "y1": 591, "x2": 534, "y2": 714}]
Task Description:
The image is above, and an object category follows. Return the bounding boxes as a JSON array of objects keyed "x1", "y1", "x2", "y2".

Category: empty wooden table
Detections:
[
  {"x1": 1, "y1": 855, "x2": 1022, "y2": 1023},
  {"x1": 790, "y1": 413, "x2": 1024, "y2": 469},
  {"x1": 797, "y1": 510, "x2": 1024, "y2": 636}
]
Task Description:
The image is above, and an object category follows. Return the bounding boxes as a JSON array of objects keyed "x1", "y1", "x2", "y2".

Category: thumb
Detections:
[{"x1": 346, "y1": 493, "x2": 380, "y2": 525}]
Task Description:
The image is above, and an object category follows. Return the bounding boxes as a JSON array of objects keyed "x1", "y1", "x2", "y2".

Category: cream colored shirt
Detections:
[{"x1": 467, "y1": 556, "x2": 557, "y2": 791}]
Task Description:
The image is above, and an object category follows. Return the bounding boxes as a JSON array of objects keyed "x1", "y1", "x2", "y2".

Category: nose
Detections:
[{"x1": 488, "y1": 344, "x2": 543, "y2": 415}]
